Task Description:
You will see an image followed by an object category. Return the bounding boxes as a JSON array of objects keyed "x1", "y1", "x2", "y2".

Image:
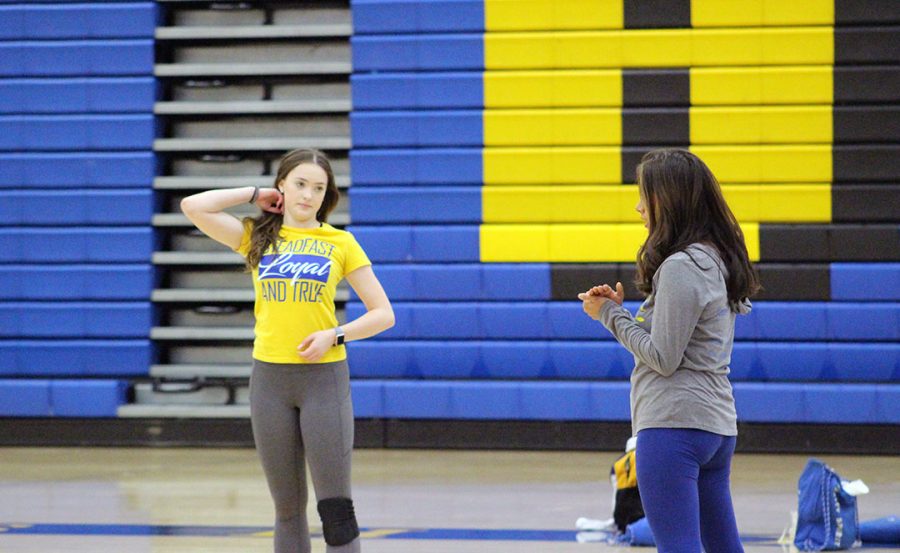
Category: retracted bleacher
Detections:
[
  {"x1": 1, "y1": 0, "x2": 897, "y2": 451},
  {"x1": 0, "y1": 1, "x2": 157, "y2": 418},
  {"x1": 346, "y1": 0, "x2": 900, "y2": 440}
]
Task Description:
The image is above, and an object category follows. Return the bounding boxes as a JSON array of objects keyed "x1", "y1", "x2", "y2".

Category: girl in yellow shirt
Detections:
[{"x1": 181, "y1": 148, "x2": 394, "y2": 553}]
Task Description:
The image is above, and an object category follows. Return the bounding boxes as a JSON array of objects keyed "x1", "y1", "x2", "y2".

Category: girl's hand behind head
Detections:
[{"x1": 256, "y1": 188, "x2": 284, "y2": 214}]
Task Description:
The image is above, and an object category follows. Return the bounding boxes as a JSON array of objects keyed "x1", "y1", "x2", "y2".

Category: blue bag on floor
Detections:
[{"x1": 794, "y1": 459, "x2": 861, "y2": 551}]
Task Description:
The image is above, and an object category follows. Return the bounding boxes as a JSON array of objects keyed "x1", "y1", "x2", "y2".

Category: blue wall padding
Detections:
[
  {"x1": 351, "y1": 73, "x2": 483, "y2": 109},
  {"x1": 353, "y1": 265, "x2": 900, "y2": 313},
  {"x1": 0, "y1": 379, "x2": 126, "y2": 417},
  {"x1": 347, "y1": 340, "x2": 898, "y2": 382},
  {"x1": 0, "y1": 78, "x2": 156, "y2": 114},
  {"x1": 0, "y1": 379, "x2": 51, "y2": 416},
  {"x1": 734, "y1": 383, "x2": 828, "y2": 422},
  {"x1": 352, "y1": 34, "x2": 483, "y2": 72},
  {"x1": 375, "y1": 380, "x2": 632, "y2": 420},
  {"x1": 347, "y1": 301, "x2": 900, "y2": 341},
  {"x1": 444, "y1": 382, "x2": 519, "y2": 419},
  {"x1": 348, "y1": 380, "x2": 897, "y2": 423},
  {"x1": 50, "y1": 379, "x2": 126, "y2": 417},
  {"x1": 729, "y1": 343, "x2": 899, "y2": 382},
  {"x1": 0, "y1": 303, "x2": 153, "y2": 338},
  {"x1": 358, "y1": 380, "x2": 628, "y2": 420},
  {"x1": 0, "y1": 265, "x2": 152, "y2": 300},
  {"x1": 352, "y1": 0, "x2": 484, "y2": 34},
  {"x1": 346, "y1": 301, "x2": 612, "y2": 339},
  {"x1": 350, "y1": 148, "x2": 482, "y2": 185},
  {"x1": 0, "y1": 228, "x2": 154, "y2": 262},
  {"x1": 0, "y1": 40, "x2": 154, "y2": 77},
  {"x1": 349, "y1": 225, "x2": 480, "y2": 262},
  {"x1": 383, "y1": 381, "x2": 454, "y2": 417},
  {"x1": 827, "y1": 303, "x2": 900, "y2": 340},
  {"x1": 0, "y1": 340, "x2": 152, "y2": 377},
  {"x1": 0, "y1": 152, "x2": 156, "y2": 187},
  {"x1": 0, "y1": 3, "x2": 156, "y2": 39},
  {"x1": 832, "y1": 263, "x2": 900, "y2": 300},
  {"x1": 733, "y1": 383, "x2": 898, "y2": 423},
  {"x1": 0, "y1": 115, "x2": 156, "y2": 150},
  {"x1": 350, "y1": 187, "x2": 481, "y2": 223},
  {"x1": 0, "y1": 191, "x2": 154, "y2": 225},
  {"x1": 346, "y1": 341, "x2": 635, "y2": 379},
  {"x1": 737, "y1": 302, "x2": 826, "y2": 340},
  {"x1": 359, "y1": 264, "x2": 551, "y2": 300},
  {"x1": 736, "y1": 302, "x2": 900, "y2": 341},
  {"x1": 349, "y1": 380, "x2": 384, "y2": 418},
  {"x1": 351, "y1": 111, "x2": 483, "y2": 147}
]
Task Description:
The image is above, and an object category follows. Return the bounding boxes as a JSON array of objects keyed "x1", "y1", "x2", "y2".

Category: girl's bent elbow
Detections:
[{"x1": 657, "y1": 361, "x2": 680, "y2": 377}]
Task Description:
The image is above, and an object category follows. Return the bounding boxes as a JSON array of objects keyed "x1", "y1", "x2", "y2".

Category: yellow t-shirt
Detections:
[{"x1": 235, "y1": 222, "x2": 371, "y2": 363}]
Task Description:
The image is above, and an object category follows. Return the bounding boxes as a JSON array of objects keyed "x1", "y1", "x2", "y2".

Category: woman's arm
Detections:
[
  {"x1": 296, "y1": 265, "x2": 394, "y2": 362},
  {"x1": 180, "y1": 186, "x2": 282, "y2": 249},
  {"x1": 341, "y1": 265, "x2": 395, "y2": 341},
  {"x1": 594, "y1": 258, "x2": 705, "y2": 376}
]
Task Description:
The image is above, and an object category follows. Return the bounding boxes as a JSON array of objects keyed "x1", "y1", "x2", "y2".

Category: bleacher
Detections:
[
  {"x1": 346, "y1": 0, "x2": 899, "y2": 426},
  {"x1": 0, "y1": 1, "x2": 157, "y2": 416},
  {"x1": 0, "y1": 0, "x2": 897, "y2": 445}
]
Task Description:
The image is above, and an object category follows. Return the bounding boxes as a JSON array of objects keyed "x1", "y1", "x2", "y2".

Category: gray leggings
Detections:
[{"x1": 250, "y1": 359, "x2": 360, "y2": 553}]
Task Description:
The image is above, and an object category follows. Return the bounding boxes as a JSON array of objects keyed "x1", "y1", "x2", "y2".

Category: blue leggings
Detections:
[{"x1": 636, "y1": 428, "x2": 744, "y2": 553}]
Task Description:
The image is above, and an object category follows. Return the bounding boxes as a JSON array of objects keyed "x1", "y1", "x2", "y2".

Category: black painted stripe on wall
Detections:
[
  {"x1": 836, "y1": 0, "x2": 900, "y2": 25},
  {"x1": 834, "y1": 106, "x2": 900, "y2": 142},
  {"x1": 550, "y1": 263, "x2": 831, "y2": 301},
  {"x1": 551, "y1": 263, "x2": 641, "y2": 300},
  {"x1": 619, "y1": 67, "x2": 897, "y2": 106},
  {"x1": 755, "y1": 264, "x2": 831, "y2": 301},
  {"x1": 616, "y1": 107, "x2": 894, "y2": 146},
  {"x1": 622, "y1": 108, "x2": 690, "y2": 145},
  {"x1": 835, "y1": 27, "x2": 900, "y2": 64},
  {"x1": 624, "y1": 0, "x2": 691, "y2": 28},
  {"x1": 759, "y1": 224, "x2": 900, "y2": 262},
  {"x1": 623, "y1": 146, "x2": 900, "y2": 184},
  {"x1": 623, "y1": 69, "x2": 691, "y2": 107},
  {"x1": 833, "y1": 185, "x2": 900, "y2": 223},
  {"x1": 834, "y1": 145, "x2": 900, "y2": 182},
  {"x1": 835, "y1": 66, "x2": 900, "y2": 105},
  {"x1": 621, "y1": 148, "x2": 651, "y2": 183},
  {"x1": 620, "y1": 71, "x2": 691, "y2": 180}
]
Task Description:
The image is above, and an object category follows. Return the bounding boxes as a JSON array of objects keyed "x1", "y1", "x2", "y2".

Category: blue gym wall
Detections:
[
  {"x1": 0, "y1": 1, "x2": 897, "y2": 428},
  {"x1": 345, "y1": 0, "x2": 900, "y2": 425},
  {"x1": 0, "y1": 2, "x2": 157, "y2": 417}
]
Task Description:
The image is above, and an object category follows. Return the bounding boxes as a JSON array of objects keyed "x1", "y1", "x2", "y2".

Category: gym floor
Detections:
[{"x1": 0, "y1": 447, "x2": 897, "y2": 552}]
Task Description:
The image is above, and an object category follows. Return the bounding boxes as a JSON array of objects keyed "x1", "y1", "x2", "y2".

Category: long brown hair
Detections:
[
  {"x1": 243, "y1": 148, "x2": 340, "y2": 269},
  {"x1": 634, "y1": 149, "x2": 760, "y2": 308}
]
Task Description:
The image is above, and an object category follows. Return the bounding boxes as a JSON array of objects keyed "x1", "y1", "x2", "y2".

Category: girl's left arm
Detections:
[
  {"x1": 297, "y1": 265, "x2": 393, "y2": 361},
  {"x1": 341, "y1": 265, "x2": 395, "y2": 342}
]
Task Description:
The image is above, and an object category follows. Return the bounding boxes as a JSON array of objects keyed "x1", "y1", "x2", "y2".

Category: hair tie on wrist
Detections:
[{"x1": 248, "y1": 186, "x2": 260, "y2": 204}]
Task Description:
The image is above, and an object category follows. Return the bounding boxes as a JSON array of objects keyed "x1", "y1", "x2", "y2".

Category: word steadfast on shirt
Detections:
[{"x1": 273, "y1": 237, "x2": 336, "y2": 258}]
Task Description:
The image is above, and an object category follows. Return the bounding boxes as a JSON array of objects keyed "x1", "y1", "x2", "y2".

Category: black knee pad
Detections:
[{"x1": 317, "y1": 497, "x2": 360, "y2": 546}]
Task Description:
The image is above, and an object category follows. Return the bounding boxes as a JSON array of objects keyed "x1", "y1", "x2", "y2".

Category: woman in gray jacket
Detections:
[{"x1": 580, "y1": 149, "x2": 759, "y2": 553}]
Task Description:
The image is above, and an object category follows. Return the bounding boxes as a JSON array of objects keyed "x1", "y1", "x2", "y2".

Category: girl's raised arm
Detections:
[{"x1": 180, "y1": 186, "x2": 282, "y2": 249}]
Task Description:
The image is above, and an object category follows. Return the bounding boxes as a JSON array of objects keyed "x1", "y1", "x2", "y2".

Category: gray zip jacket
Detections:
[{"x1": 598, "y1": 243, "x2": 751, "y2": 436}]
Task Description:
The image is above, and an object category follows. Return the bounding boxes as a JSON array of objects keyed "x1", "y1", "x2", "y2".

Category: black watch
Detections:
[{"x1": 333, "y1": 326, "x2": 345, "y2": 346}]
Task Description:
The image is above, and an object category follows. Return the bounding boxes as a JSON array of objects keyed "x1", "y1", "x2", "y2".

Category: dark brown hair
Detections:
[
  {"x1": 243, "y1": 148, "x2": 339, "y2": 269},
  {"x1": 634, "y1": 149, "x2": 760, "y2": 308}
]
